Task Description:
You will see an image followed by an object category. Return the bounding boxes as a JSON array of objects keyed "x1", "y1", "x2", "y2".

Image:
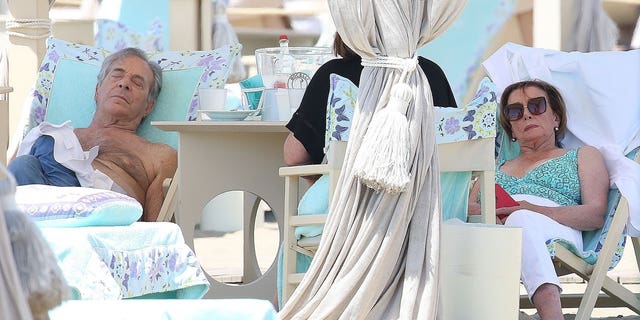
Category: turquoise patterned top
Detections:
[{"x1": 496, "y1": 148, "x2": 582, "y2": 206}]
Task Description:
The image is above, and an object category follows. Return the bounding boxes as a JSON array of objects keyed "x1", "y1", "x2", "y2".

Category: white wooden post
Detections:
[
  {"x1": 533, "y1": 0, "x2": 573, "y2": 51},
  {"x1": 6, "y1": 0, "x2": 50, "y2": 157}
]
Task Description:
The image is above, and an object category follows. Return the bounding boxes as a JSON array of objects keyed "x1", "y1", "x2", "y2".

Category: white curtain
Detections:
[
  {"x1": 279, "y1": 1, "x2": 466, "y2": 319},
  {"x1": 0, "y1": 167, "x2": 33, "y2": 320},
  {"x1": 1, "y1": 164, "x2": 69, "y2": 319},
  {"x1": 211, "y1": 0, "x2": 246, "y2": 82},
  {"x1": 567, "y1": 0, "x2": 618, "y2": 52}
]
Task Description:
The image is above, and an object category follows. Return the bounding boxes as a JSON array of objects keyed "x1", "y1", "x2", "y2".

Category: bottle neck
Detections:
[{"x1": 279, "y1": 40, "x2": 289, "y2": 55}]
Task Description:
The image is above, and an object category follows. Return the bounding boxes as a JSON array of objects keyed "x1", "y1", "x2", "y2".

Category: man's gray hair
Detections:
[{"x1": 97, "y1": 47, "x2": 162, "y2": 103}]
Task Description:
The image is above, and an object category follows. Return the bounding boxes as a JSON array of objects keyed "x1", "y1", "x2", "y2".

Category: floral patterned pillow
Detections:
[
  {"x1": 23, "y1": 37, "x2": 241, "y2": 143},
  {"x1": 95, "y1": 18, "x2": 165, "y2": 53},
  {"x1": 324, "y1": 75, "x2": 497, "y2": 152},
  {"x1": 15, "y1": 184, "x2": 142, "y2": 227},
  {"x1": 324, "y1": 73, "x2": 357, "y2": 153},
  {"x1": 434, "y1": 77, "x2": 497, "y2": 144}
]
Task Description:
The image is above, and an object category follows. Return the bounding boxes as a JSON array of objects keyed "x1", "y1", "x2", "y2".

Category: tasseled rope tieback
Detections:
[
  {"x1": 353, "y1": 55, "x2": 418, "y2": 194},
  {"x1": 6, "y1": 19, "x2": 52, "y2": 40}
]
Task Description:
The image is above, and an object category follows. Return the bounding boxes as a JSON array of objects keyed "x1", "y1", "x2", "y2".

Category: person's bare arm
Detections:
[
  {"x1": 467, "y1": 177, "x2": 481, "y2": 215},
  {"x1": 283, "y1": 132, "x2": 320, "y2": 184},
  {"x1": 143, "y1": 145, "x2": 178, "y2": 222},
  {"x1": 516, "y1": 146, "x2": 609, "y2": 231},
  {"x1": 284, "y1": 132, "x2": 312, "y2": 166}
]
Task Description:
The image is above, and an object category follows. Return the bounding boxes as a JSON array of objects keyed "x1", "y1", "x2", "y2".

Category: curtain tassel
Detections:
[{"x1": 353, "y1": 83, "x2": 413, "y2": 194}]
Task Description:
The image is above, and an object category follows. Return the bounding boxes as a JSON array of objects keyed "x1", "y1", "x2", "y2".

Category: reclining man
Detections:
[{"x1": 8, "y1": 47, "x2": 177, "y2": 222}]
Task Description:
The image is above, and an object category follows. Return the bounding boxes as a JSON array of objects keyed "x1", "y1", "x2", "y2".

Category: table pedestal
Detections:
[{"x1": 154, "y1": 121, "x2": 289, "y2": 301}]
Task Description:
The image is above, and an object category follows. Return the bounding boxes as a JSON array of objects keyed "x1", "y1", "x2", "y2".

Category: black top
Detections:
[{"x1": 286, "y1": 56, "x2": 458, "y2": 164}]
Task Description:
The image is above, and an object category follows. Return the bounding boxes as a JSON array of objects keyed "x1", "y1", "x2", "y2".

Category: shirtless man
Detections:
[{"x1": 8, "y1": 48, "x2": 177, "y2": 222}]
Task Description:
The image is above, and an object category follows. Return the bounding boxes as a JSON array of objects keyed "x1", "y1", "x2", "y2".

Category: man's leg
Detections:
[
  {"x1": 9, "y1": 135, "x2": 80, "y2": 186},
  {"x1": 7, "y1": 155, "x2": 48, "y2": 185}
]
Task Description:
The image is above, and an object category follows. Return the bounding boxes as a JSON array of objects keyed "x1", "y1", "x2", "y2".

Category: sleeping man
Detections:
[{"x1": 7, "y1": 47, "x2": 177, "y2": 222}]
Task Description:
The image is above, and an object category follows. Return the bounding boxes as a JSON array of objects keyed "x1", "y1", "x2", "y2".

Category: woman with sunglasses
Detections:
[{"x1": 489, "y1": 80, "x2": 610, "y2": 319}]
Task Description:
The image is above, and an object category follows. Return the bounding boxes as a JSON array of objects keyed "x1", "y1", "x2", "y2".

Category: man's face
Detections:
[{"x1": 94, "y1": 56, "x2": 155, "y2": 123}]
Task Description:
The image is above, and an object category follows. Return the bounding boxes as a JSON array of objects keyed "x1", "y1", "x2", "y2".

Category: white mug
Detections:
[{"x1": 199, "y1": 88, "x2": 227, "y2": 111}]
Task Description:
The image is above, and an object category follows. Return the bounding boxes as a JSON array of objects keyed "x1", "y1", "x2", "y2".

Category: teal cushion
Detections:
[
  {"x1": 15, "y1": 185, "x2": 143, "y2": 227},
  {"x1": 295, "y1": 174, "x2": 330, "y2": 239},
  {"x1": 24, "y1": 37, "x2": 241, "y2": 149},
  {"x1": 46, "y1": 59, "x2": 203, "y2": 149},
  {"x1": 46, "y1": 60, "x2": 100, "y2": 128},
  {"x1": 239, "y1": 75, "x2": 264, "y2": 111}
]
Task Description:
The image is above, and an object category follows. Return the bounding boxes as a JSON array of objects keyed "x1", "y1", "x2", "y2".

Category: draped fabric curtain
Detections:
[
  {"x1": 211, "y1": 0, "x2": 246, "y2": 82},
  {"x1": 1, "y1": 164, "x2": 69, "y2": 319},
  {"x1": 279, "y1": 1, "x2": 466, "y2": 319},
  {"x1": 0, "y1": 168, "x2": 33, "y2": 320},
  {"x1": 567, "y1": 0, "x2": 618, "y2": 52}
]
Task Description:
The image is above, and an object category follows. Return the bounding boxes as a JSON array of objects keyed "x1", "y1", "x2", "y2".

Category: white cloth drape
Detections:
[
  {"x1": 567, "y1": 0, "x2": 618, "y2": 52},
  {"x1": 631, "y1": 14, "x2": 640, "y2": 49},
  {"x1": 483, "y1": 42, "x2": 640, "y2": 237},
  {"x1": 211, "y1": 0, "x2": 246, "y2": 82},
  {"x1": 0, "y1": 166, "x2": 33, "y2": 320},
  {"x1": 1, "y1": 164, "x2": 70, "y2": 319},
  {"x1": 279, "y1": 1, "x2": 466, "y2": 319}
]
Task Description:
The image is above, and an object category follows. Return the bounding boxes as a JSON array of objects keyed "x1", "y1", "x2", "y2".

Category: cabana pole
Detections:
[{"x1": 5, "y1": 0, "x2": 50, "y2": 156}]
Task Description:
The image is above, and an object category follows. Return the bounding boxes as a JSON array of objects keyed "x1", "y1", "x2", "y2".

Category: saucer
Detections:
[{"x1": 199, "y1": 109, "x2": 260, "y2": 121}]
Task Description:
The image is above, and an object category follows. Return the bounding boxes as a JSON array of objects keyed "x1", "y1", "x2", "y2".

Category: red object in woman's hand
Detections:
[
  {"x1": 495, "y1": 184, "x2": 519, "y2": 208},
  {"x1": 495, "y1": 184, "x2": 519, "y2": 221}
]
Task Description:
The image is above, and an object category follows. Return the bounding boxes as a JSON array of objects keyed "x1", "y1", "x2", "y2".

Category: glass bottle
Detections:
[{"x1": 273, "y1": 34, "x2": 295, "y2": 89}]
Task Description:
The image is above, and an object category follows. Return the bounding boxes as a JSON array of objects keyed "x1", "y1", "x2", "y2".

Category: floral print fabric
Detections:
[
  {"x1": 40, "y1": 222, "x2": 210, "y2": 300},
  {"x1": 23, "y1": 37, "x2": 240, "y2": 137},
  {"x1": 324, "y1": 75, "x2": 498, "y2": 151},
  {"x1": 95, "y1": 19, "x2": 165, "y2": 53}
]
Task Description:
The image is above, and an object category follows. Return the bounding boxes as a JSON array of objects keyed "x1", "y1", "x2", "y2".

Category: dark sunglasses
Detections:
[{"x1": 503, "y1": 96, "x2": 547, "y2": 121}]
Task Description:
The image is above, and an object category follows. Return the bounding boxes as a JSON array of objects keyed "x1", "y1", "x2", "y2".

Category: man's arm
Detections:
[{"x1": 143, "y1": 145, "x2": 177, "y2": 222}]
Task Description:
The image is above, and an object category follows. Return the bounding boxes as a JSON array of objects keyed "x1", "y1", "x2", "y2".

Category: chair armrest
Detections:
[
  {"x1": 279, "y1": 164, "x2": 331, "y2": 177},
  {"x1": 157, "y1": 171, "x2": 179, "y2": 222},
  {"x1": 290, "y1": 214, "x2": 327, "y2": 226}
]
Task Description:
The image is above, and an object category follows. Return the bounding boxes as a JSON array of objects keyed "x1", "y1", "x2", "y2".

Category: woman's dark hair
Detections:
[
  {"x1": 499, "y1": 80, "x2": 567, "y2": 147},
  {"x1": 333, "y1": 32, "x2": 358, "y2": 60}
]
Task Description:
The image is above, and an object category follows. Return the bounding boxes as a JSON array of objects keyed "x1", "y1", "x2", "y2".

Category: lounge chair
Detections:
[{"x1": 484, "y1": 42, "x2": 640, "y2": 318}]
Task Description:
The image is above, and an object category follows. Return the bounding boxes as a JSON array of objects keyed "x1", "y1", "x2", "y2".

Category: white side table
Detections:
[{"x1": 154, "y1": 121, "x2": 289, "y2": 300}]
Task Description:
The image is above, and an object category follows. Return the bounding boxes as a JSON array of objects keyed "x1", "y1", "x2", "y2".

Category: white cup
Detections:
[{"x1": 199, "y1": 88, "x2": 227, "y2": 111}]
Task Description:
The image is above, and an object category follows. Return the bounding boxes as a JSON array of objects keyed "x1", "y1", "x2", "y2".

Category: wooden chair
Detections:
[
  {"x1": 278, "y1": 136, "x2": 497, "y2": 303},
  {"x1": 482, "y1": 42, "x2": 640, "y2": 318},
  {"x1": 518, "y1": 148, "x2": 640, "y2": 318},
  {"x1": 278, "y1": 76, "x2": 502, "y2": 303}
]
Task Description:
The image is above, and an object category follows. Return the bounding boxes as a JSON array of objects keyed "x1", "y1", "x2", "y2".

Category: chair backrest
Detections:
[
  {"x1": 496, "y1": 109, "x2": 640, "y2": 269},
  {"x1": 574, "y1": 147, "x2": 639, "y2": 268},
  {"x1": 324, "y1": 74, "x2": 499, "y2": 222}
]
